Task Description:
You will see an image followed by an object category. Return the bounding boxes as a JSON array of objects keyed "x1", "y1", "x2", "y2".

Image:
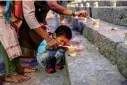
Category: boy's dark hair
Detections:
[{"x1": 54, "y1": 25, "x2": 72, "y2": 40}]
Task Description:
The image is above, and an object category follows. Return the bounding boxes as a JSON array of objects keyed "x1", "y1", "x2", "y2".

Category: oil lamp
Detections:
[
  {"x1": 83, "y1": 18, "x2": 87, "y2": 22},
  {"x1": 94, "y1": 1, "x2": 98, "y2": 7},
  {"x1": 61, "y1": 20, "x2": 66, "y2": 25},
  {"x1": 92, "y1": 19, "x2": 100, "y2": 27},
  {"x1": 111, "y1": 0, "x2": 117, "y2": 7},
  {"x1": 86, "y1": 2, "x2": 90, "y2": 7},
  {"x1": 124, "y1": 32, "x2": 127, "y2": 44},
  {"x1": 67, "y1": 4, "x2": 70, "y2": 7},
  {"x1": 76, "y1": 4, "x2": 78, "y2": 7},
  {"x1": 80, "y1": 4, "x2": 84, "y2": 7},
  {"x1": 68, "y1": 45, "x2": 77, "y2": 57}
]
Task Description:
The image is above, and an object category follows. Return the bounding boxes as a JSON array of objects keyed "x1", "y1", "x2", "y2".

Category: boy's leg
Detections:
[
  {"x1": 55, "y1": 54, "x2": 65, "y2": 66},
  {"x1": 55, "y1": 49, "x2": 65, "y2": 66},
  {"x1": 1, "y1": 44, "x2": 30, "y2": 82},
  {"x1": 55, "y1": 51, "x2": 65, "y2": 70},
  {"x1": 37, "y1": 52, "x2": 56, "y2": 73}
]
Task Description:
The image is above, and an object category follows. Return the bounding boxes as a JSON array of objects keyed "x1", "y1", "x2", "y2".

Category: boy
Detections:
[{"x1": 36, "y1": 25, "x2": 72, "y2": 73}]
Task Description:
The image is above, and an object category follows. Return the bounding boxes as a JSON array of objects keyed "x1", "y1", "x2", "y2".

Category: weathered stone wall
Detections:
[
  {"x1": 67, "y1": 1, "x2": 127, "y2": 27},
  {"x1": 92, "y1": 7, "x2": 127, "y2": 27},
  {"x1": 67, "y1": 0, "x2": 127, "y2": 79},
  {"x1": 81, "y1": 19, "x2": 127, "y2": 79},
  {"x1": 70, "y1": 17, "x2": 127, "y2": 79},
  {"x1": 116, "y1": 43, "x2": 127, "y2": 78}
]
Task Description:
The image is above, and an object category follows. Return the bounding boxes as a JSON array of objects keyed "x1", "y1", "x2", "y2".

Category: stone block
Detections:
[
  {"x1": 82, "y1": 19, "x2": 127, "y2": 79},
  {"x1": 116, "y1": 42, "x2": 127, "y2": 78},
  {"x1": 66, "y1": 31, "x2": 125, "y2": 85},
  {"x1": 83, "y1": 25, "x2": 118, "y2": 65},
  {"x1": 92, "y1": 7, "x2": 127, "y2": 27}
]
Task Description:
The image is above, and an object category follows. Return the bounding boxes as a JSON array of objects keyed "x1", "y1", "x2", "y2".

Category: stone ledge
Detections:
[{"x1": 79, "y1": 19, "x2": 127, "y2": 79}]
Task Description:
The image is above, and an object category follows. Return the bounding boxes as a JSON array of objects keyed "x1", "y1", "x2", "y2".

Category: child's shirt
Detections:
[
  {"x1": 36, "y1": 40, "x2": 66, "y2": 61},
  {"x1": 36, "y1": 40, "x2": 47, "y2": 61}
]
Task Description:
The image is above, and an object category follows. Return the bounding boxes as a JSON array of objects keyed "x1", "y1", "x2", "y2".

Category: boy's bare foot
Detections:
[
  {"x1": 5, "y1": 74, "x2": 31, "y2": 83},
  {"x1": 17, "y1": 67, "x2": 37, "y2": 74}
]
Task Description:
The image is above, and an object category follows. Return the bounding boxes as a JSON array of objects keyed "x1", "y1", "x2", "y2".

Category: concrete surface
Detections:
[{"x1": 3, "y1": 65, "x2": 70, "y2": 85}]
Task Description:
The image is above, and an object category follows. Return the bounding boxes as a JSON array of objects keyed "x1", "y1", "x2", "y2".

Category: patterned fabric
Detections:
[
  {"x1": 22, "y1": 1, "x2": 41, "y2": 29},
  {"x1": 4, "y1": 1, "x2": 10, "y2": 24},
  {"x1": 10, "y1": 1, "x2": 23, "y2": 35},
  {"x1": 2, "y1": 1, "x2": 23, "y2": 34},
  {"x1": 0, "y1": 17, "x2": 22, "y2": 60}
]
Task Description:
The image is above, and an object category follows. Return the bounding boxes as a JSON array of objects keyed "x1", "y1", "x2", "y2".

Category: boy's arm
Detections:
[{"x1": 36, "y1": 40, "x2": 47, "y2": 58}]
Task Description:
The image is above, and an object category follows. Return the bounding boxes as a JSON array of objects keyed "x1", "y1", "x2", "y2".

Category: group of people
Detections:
[{"x1": 0, "y1": 1, "x2": 88, "y2": 83}]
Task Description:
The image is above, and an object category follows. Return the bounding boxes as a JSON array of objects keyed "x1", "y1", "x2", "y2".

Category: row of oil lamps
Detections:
[{"x1": 67, "y1": 1, "x2": 117, "y2": 8}]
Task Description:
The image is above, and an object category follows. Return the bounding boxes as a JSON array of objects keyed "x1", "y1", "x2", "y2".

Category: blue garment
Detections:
[
  {"x1": 4, "y1": 1, "x2": 11, "y2": 24},
  {"x1": 36, "y1": 40, "x2": 57, "y2": 60},
  {"x1": 36, "y1": 40, "x2": 47, "y2": 60},
  {"x1": 36, "y1": 40, "x2": 66, "y2": 68}
]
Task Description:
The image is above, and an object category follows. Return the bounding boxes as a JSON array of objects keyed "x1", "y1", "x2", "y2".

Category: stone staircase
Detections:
[
  {"x1": 77, "y1": 18, "x2": 127, "y2": 79},
  {"x1": 66, "y1": 31, "x2": 125, "y2": 85},
  {"x1": 1, "y1": 30, "x2": 125, "y2": 85},
  {"x1": 0, "y1": 10, "x2": 126, "y2": 85}
]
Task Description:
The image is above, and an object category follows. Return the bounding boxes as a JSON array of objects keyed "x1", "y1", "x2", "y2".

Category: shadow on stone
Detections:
[{"x1": 121, "y1": 80, "x2": 127, "y2": 85}]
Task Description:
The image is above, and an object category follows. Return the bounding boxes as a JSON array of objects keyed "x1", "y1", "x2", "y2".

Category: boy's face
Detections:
[{"x1": 54, "y1": 34, "x2": 70, "y2": 46}]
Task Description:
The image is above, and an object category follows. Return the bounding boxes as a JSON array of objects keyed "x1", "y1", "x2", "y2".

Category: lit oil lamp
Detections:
[
  {"x1": 94, "y1": 2, "x2": 98, "y2": 7},
  {"x1": 86, "y1": 2, "x2": 90, "y2": 7},
  {"x1": 111, "y1": 1, "x2": 117, "y2": 7},
  {"x1": 83, "y1": 18, "x2": 87, "y2": 22},
  {"x1": 68, "y1": 45, "x2": 76, "y2": 51},
  {"x1": 67, "y1": 4, "x2": 70, "y2": 7},
  {"x1": 78, "y1": 0, "x2": 82, "y2": 3},
  {"x1": 92, "y1": 19, "x2": 100, "y2": 27},
  {"x1": 68, "y1": 45, "x2": 77, "y2": 57},
  {"x1": 124, "y1": 33, "x2": 127, "y2": 38},
  {"x1": 80, "y1": 4, "x2": 84, "y2": 7},
  {"x1": 124, "y1": 32, "x2": 127, "y2": 44},
  {"x1": 61, "y1": 20, "x2": 65, "y2": 25},
  {"x1": 76, "y1": 4, "x2": 78, "y2": 7}
]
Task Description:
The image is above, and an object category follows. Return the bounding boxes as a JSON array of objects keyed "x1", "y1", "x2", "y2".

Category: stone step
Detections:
[
  {"x1": 66, "y1": 31, "x2": 125, "y2": 85},
  {"x1": 81, "y1": 19, "x2": 127, "y2": 79},
  {"x1": 91, "y1": 7, "x2": 127, "y2": 27},
  {"x1": 71, "y1": 16, "x2": 127, "y2": 79}
]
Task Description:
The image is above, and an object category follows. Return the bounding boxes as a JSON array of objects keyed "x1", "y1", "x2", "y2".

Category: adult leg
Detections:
[
  {"x1": 0, "y1": 16, "x2": 30, "y2": 82},
  {"x1": 1, "y1": 44, "x2": 30, "y2": 82}
]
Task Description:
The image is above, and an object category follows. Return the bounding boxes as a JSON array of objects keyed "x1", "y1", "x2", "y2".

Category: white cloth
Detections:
[
  {"x1": 22, "y1": 1, "x2": 41, "y2": 29},
  {"x1": 0, "y1": 16, "x2": 22, "y2": 60}
]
